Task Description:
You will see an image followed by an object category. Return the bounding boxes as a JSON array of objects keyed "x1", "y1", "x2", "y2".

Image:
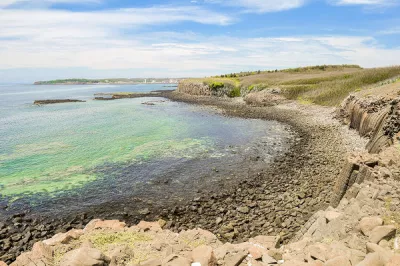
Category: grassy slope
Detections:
[{"x1": 183, "y1": 65, "x2": 400, "y2": 106}]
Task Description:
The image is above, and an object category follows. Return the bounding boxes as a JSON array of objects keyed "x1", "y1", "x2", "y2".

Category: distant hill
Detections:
[{"x1": 34, "y1": 78, "x2": 182, "y2": 85}]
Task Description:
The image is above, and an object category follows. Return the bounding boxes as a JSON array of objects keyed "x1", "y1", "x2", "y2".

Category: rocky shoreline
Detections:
[{"x1": 0, "y1": 90, "x2": 393, "y2": 265}]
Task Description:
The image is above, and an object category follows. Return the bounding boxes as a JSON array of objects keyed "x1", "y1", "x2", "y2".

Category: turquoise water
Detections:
[{"x1": 0, "y1": 84, "x2": 291, "y2": 214}]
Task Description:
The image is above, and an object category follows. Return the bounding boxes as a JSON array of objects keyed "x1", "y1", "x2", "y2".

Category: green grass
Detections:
[{"x1": 181, "y1": 65, "x2": 400, "y2": 106}]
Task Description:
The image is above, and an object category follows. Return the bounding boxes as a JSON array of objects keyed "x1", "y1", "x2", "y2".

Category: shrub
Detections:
[
  {"x1": 208, "y1": 82, "x2": 225, "y2": 91},
  {"x1": 229, "y1": 87, "x2": 241, "y2": 97}
]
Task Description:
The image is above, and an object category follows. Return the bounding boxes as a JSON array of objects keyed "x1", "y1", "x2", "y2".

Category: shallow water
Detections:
[{"x1": 0, "y1": 84, "x2": 291, "y2": 217}]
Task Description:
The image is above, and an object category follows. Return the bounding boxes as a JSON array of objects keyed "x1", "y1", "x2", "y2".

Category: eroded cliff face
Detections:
[
  {"x1": 337, "y1": 95, "x2": 400, "y2": 154},
  {"x1": 331, "y1": 92, "x2": 400, "y2": 208}
]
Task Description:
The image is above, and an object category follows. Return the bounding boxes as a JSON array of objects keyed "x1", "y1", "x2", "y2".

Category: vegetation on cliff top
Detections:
[{"x1": 182, "y1": 65, "x2": 400, "y2": 106}]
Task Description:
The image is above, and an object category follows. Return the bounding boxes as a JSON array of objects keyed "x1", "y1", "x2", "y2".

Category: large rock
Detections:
[
  {"x1": 249, "y1": 235, "x2": 280, "y2": 249},
  {"x1": 11, "y1": 242, "x2": 53, "y2": 266},
  {"x1": 359, "y1": 217, "x2": 383, "y2": 236},
  {"x1": 192, "y1": 245, "x2": 217, "y2": 266},
  {"x1": 84, "y1": 219, "x2": 126, "y2": 232},
  {"x1": 60, "y1": 246, "x2": 110, "y2": 266},
  {"x1": 223, "y1": 251, "x2": 247, "y2": 266},
  {"x1": 356, "y1": 252, "x2": 384, "y2": 266},
  {"x1": 386, "y1": 255, "x2": 400, "y2": 266},
  {"x1": 137, "y1": 221, "x2": 162, "y2": 232},
  {"x1": 161, "y1": 254, "x2": 191, "y2": 266},
  {"x1": 325, "y1": 256, "x2": 351, "y2": 266},
  {"x1": 325, "y1": 211, "x2": 342, "y2": 222},
  {"x1": 366, "y1": 243, "x2": 393, "y2": 264},
  {"x1": 43, "y1": 229, "x2": 83, "y2": 246},
  {"x1": 369, "y1": 225, "x2": 397, "y2": 244},
  {"x1": 306, "y1": 243, "x2": 328, "y2": 262},
  {"x1": 140, "y1": 258, "x2": 162, "y2": 266}
]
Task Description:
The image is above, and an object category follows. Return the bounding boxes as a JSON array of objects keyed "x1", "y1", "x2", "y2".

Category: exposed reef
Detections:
[
  {"x1": 33, "y1": 99, "x2": 85, "y2": 105},
  {"x1": 93, "y1": 91, "x2": 172, "y2": 100}
]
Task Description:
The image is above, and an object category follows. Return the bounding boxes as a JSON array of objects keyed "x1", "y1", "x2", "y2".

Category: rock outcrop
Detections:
[
  {"x1": 337, "y1": 95, "x2": 400, "y2": 153},
  {"x1": 33, "y1": 99, "x2": 85, "y2": 105},
  {"x1": 5, "y1": 171, "x2": 399, "y2": 266}
]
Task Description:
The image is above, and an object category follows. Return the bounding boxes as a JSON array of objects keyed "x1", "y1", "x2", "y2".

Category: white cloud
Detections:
[
  {"x1": 330, "y1": 0, "x2": 398, "y2": 6},
  {"x1": 0, "y1": 2, "x2": 399, "y2": 82},
  {"x1": 0, "y1": 0, "x2": 101, "y2": 8},
  {"x1": 0, "y1": 6, "x2": 232, "y2": 42},
  {"x1": 205, "y1": 0, "x2": 307, "y2": 13}
]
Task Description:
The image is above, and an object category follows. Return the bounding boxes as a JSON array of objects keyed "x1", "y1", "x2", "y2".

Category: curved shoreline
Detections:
[{"x1": 0, "y1": 91, "x2": 367, "y2": 263}]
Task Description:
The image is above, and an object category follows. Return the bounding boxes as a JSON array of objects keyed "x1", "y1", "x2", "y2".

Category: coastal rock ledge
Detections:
[{"x1": 4, "y1": 170, "x2": 400, "y2": 266}]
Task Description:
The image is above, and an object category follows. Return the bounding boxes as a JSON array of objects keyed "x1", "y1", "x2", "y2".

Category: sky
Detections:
[{"x1": 0, "y1": 0, "x2": 399, "y2": 82}]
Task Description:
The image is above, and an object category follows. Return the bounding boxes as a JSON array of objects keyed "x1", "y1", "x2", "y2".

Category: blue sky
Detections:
[{"x1": 0, "y1": 0, "x2": 399, "y2": 82}]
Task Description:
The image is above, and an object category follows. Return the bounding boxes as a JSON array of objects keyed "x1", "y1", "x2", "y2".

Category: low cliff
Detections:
[{"x1": 337, "y1": 95, "x2": 400, "y2": 153}]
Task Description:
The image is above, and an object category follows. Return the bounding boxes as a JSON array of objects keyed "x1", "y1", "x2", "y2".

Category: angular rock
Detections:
[
  {"x1": 356, "y1": 252, "x2": 384, "y2": 266},
  {"x1": 386, "y1": 255, "x2": 400, "y2": 266},
  {"x1": 43, "y1": 229, "x2": 83, "y2": 246},
  {"x1": 162, "y1": 254, "x2": 191, "y2": 266},
  {"x1": 249, "y1": 235, "x2": 280, "y2": 249},
  {"x1": 325, "y1": 211, "x2": 342, "y2": 222},
  {"x1": 262, "y1": 254, "x2": 277, "y2": 264},
  {"x1": 140, "y1": 258, "x2": 162, "y2": 266},
  {"x1": 60, "y1": 246, "x2": 110, "y2": 266},
  {"x1": 306, "y1": 244, "x2": 327, "y2": 262},
  {"x1": 237, "y1": 206, "x2": 250, "y2": 214},
  {"x1": 366, "y1": 243, "x2": 393, "y2": 264},
  {"x1": 359, "y1": 217, "x2": 383, "y2": 236},
  {"x1": 192, "y1": 245, "x2": 216, "y2": 266},
  {"x1": 84, "y1": 219, "x2": 126, "y2": 232},
  {"x1": 248, "y1": 246, "x2": 263, "y2": 260},
  {"x1": 267, "y1": 248, "x2": 282, "y2": 261},
  {"x1": 10, "y1": 242, "x2": 53, "y2": 266},
  {"x1": 223, "y1": 251, "x2": 247, "y2": 266},
  {"x1": 325, "y1": 256, "x2": 351, "y2": 266},
  {"x1": 137, "y1": 221, "x2": 162, "y2": 232},
  {"x1": 369, "y1": 225, "x2": 396, "y2": 244}
]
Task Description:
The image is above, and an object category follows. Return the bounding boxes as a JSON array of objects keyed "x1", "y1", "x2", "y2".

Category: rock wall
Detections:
[
  {"x1": 331, "y1": 95, "x2": 400, "y2": 208},
  {"x1": 338, "y1": 95, "x2": 400, "y2": 154}
]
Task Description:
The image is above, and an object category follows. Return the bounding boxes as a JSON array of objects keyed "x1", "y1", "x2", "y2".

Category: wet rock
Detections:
[{"x1": 139, "y1": 208, "x2": 151, "y2": 215}]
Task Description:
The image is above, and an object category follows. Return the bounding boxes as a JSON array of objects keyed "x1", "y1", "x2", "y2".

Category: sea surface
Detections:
[{"x1": 0, "y1": 83, "x2": 292, "y2": 217}]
